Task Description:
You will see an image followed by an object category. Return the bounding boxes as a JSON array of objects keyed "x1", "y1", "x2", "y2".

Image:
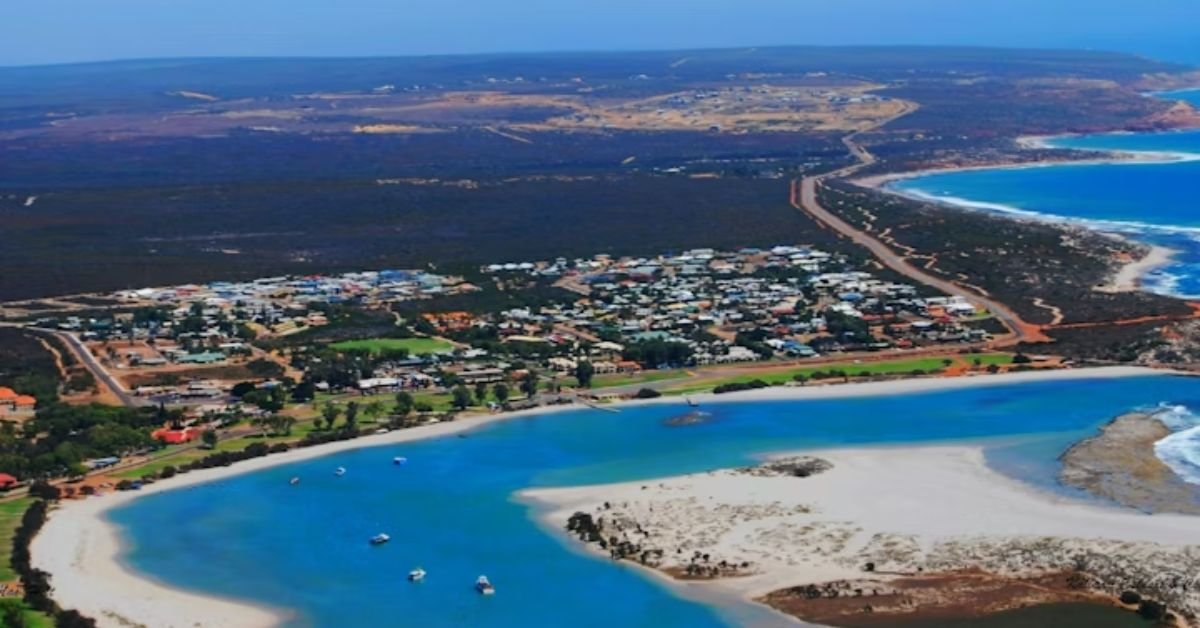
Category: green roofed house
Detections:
[{"x1": 177, "y1": 351, "x2": 226, "y2": 365}]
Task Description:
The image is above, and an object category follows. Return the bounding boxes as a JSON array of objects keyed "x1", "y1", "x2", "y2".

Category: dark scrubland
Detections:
[
  {"x1": 819, "y1": 181, "x2": 1191, "y2": 325},
  {"x1": 0, "y1": 46, "x2": 1195, "y2": 311}
]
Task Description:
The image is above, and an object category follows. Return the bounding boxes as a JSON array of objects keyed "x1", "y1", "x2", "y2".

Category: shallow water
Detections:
[{"x1": 110, "y1": 375, "x2": 1200, "y2": 627}]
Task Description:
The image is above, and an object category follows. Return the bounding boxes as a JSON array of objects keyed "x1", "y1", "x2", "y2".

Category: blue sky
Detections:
[{"x1": 3, "y1": 0, "x2": 1199, "y2": 67}]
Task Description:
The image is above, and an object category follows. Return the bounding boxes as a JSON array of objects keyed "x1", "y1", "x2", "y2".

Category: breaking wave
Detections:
[{"x1": 1151, "y1": 403, "x2": 1200, "y2": 486}]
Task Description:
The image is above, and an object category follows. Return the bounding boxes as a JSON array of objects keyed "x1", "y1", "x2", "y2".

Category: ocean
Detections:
[
  {"x1": 889, "y1": 88, "x2": 1200, "y2": 297},
  {"x1": 109, "y1": 374, "x2": 1200, "y2": 627}
]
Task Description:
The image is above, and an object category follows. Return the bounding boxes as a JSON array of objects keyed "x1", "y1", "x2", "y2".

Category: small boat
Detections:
[
  {"x1": 289, "y1": 476, "x2": 300, "y2": 485},
  {"x1": 685, "y1": 397, "x2": 699, "y2": 408},
  {"x1": 475, "y1": 575, "x2": 495, "y2": 595},
  {"x1": 335, "y1": 466, "x2": 346, "y2": 476},
  {"x1": 408, "y1": 567, "x2": 426, "y2": 582},
  {"x1": 369, "y1": 533, "x2": 390, "y2": 546},
  {"x1": 393, "y1": 456, "x2": 407, "y2": 466}
]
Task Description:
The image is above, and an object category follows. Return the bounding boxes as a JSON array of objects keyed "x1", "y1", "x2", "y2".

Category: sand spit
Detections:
[
  {"x1": 528, "y1": 445, "x2": 1200, "y2": 626},
  {"x1": 1060, "y1": 412, "x2": 1200, "y2": 515},
  {"x1": 31, "y1": 366, "x2": 1174, "y2": 627}
]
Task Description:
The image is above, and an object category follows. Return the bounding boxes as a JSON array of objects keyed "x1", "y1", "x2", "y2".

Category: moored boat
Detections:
[
  {"x1": 335, "y1": 466, "x2": 346, "y2": 476},
  {"x1": 369, "y1": 533, "x2": 390, "y2": 545},
  {"x1": 475, "y1": 575, "x2": 495, "y2": 595},
  {"x1": 289, "y1": 476, "x2": 300, "y2": 485},
  {"x1": 408, "y1": 567, "x2": 426, "y2": 582},
  {"x1": 393, "y1": 456, "x2": 407, "y2": 465}
]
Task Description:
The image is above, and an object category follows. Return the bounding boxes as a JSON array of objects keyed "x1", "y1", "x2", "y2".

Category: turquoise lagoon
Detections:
[{"x1": 109, "y1": 374, "x2": 1200, "y2": 627}]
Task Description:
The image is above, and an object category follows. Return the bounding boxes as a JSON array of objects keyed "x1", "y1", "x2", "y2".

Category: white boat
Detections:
[
  {"x1": 335, "y1": 466, "x2": 346, "y2": 476},
  {"x1": 393, "y1": 456, "x2": 407, "y2": 466},
  {"x1": 408, "y1": 567, "x2": 426, "y2": 582},
  {"x1": 369, "y1": 533, "x2": 390, "y2": 546},
  {"x1": 289, "y1": 476, "x2": 300, "y2": 485},
  {"x1": 475, "y1": 575, "x2": 495, "y2": 595}
]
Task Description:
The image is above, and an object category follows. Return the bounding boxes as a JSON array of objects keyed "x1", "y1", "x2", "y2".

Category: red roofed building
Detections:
[
  {"x1": 0, "y1": 473, "x2": 19, "y2": 489},
  {"x1": 152, "y1": 427, "x2": 202, "y2": 444},
  {"x1": 0, "y1": 387, "x2": 35, "y2": 419}
]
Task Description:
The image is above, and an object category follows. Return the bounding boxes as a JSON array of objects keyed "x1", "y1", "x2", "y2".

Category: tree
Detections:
[
  {"x1": 28, "y1": 481, "x2": 60, "y2": 501},
  {"x1": 394, "y1": 391, "x2": 414, "y2": 417},
  {"x1": 493, "y1": 383, "x2": 509, "y2": 405},
  {"x1": 520, "y1": 372, "x2": 539, "y2": 398},
  {"x1": 56, "y1": 609, "x2": 98, "y2": 628},
  {"x1": 266, "y1": 415, "x2": 296, "y2": 436},
  {"x1": 574, "y1": 360, "x2": 595, "y2": 388},
  {"x1": 451, "y1": 386, "x2": 472, "y2": 410},
  {"x1": 634, "y1": 388, "x2": 661, "y2": 399},
  {"x1": 363, "y1": 400, "x2": 386, "y2": 423},
  {"x1": 230, "y1": 381, "x2": 257, "y2": 398},
  {"x1": 291, "y1": 380, "x2": 316, "y2": 402},
  {"x1": 474, "y1": 382, "x2": 489, "y2": 404},
  {"x1": 344, "y1": 401, "x2": 360, "y2": 432},
  {"x1": 321, "y1": 402, "x2": 342, "y2": 430}
]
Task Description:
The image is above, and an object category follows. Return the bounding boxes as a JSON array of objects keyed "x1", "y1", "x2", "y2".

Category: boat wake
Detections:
[{"x1": 1151, "y1": 403, "x2": 1200, "y2": 486}]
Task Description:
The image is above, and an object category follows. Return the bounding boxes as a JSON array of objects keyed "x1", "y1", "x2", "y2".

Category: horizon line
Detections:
[{"x1": 0, "y1": 42, "x2": 1163, "y2": 71}]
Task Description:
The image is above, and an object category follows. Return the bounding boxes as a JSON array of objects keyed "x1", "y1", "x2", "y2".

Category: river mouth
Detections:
[{"x1": 79, "y1": 372, "x2": 1196, "y2": 627}]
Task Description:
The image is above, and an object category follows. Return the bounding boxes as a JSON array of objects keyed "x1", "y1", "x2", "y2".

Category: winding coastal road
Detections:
[{"x1": 791, "y1": 111, "x2": 1049, "y2": 345}]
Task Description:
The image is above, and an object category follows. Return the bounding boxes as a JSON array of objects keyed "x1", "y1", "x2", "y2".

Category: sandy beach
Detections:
[
  {"x1": 30, "y1": 366, "x2": 1176, "y2": 627},
  {"x1": 1099, "y1": 244, "x2": 1175, "y2": 292},
  {"x1": 526, "y1": 444, "x2": 1200, "y2": 622},
  {"x1": 851, "y1": 134, "x2": 1198, "y2": 190}
]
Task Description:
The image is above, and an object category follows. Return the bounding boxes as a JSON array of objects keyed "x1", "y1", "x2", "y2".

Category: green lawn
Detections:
[
  {"x1": 665, "y1": 353, "x2": 1014, "y2": 395},
  {"x1": 591, "y1": 370, "x2": 693, "y2": 389},
  {"x1": 0, "y1": 498, "x2": 32, "y2": 582},
  {"x1": 0, "y1": 499, "x2": 55, "y2": 626},
  {"x1": 329, "y1": 337, "x2": 454, "y2": 355}
]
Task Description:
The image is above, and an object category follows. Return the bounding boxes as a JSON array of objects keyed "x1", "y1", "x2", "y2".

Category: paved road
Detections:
[
  {"x1": 791, "y1": 117, "x2": 1048, "y2": 346},
  {"x1": 49, "y1": 329, "x2": 140, "y2": 407}
]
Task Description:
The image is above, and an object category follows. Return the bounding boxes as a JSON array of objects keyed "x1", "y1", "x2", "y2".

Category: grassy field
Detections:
[
  {"x1": 0, "y1": 498, "x2": 32, "y2": 583},
  {"x1": 591, "y1": 370, "x2": 694, "y2": 389},
  {"x1": 0, "y1": 498, "x2": 54, "y2": 627},
  {"x1": 664, "y1": 354, "x2": 1014, "y2": 395},
  {"x1": 329, "y1": 337, "x2": 454, "y2": 355}
]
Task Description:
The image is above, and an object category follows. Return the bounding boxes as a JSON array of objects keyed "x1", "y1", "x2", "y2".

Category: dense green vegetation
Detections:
[
  {"x1": 0, "y1": 404, "x2": 166, "y2": 480},
  {"x1": 0, "y1": 329, "x2": 60, "y2": 405}
]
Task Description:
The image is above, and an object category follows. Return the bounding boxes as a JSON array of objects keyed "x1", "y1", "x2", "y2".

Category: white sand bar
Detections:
[{"x1": 526, "y1": 445, "x2": 1200, "y2": 608}]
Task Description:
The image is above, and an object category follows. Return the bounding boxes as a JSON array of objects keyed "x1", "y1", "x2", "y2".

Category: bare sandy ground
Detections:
[
  {"x1": 1098, "y1": 245, "x2": 1175, "y2": 293},
  {"x1": 525, "y1": 445, "x2": 1200, "y2": 610},
  {"x1": 30, "y1": 366, "x2": 1174, "y2": 627}
]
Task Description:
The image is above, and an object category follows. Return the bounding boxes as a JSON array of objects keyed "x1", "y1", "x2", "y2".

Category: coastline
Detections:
[
  {"x1": 849, "y1": 131, "x2": 1200, "y2": 295},
  {"x1": 851, "y1": 134, "x2": 1198, "y2": 191},
  {"x1": 30, "y1": 366, "x2": 1176, "y2": 628},
  {"x1": 525, "y1": 444, "x2": 1200, "y2": 626}
]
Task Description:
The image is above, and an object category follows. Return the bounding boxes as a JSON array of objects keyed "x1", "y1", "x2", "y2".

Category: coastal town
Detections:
[
  {"x1": 3, "y1": 30, "x2": 1200, "y2": 628},
  {"x1": 2, "y1": 243, "x2": 1009, "y2": 419}
]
